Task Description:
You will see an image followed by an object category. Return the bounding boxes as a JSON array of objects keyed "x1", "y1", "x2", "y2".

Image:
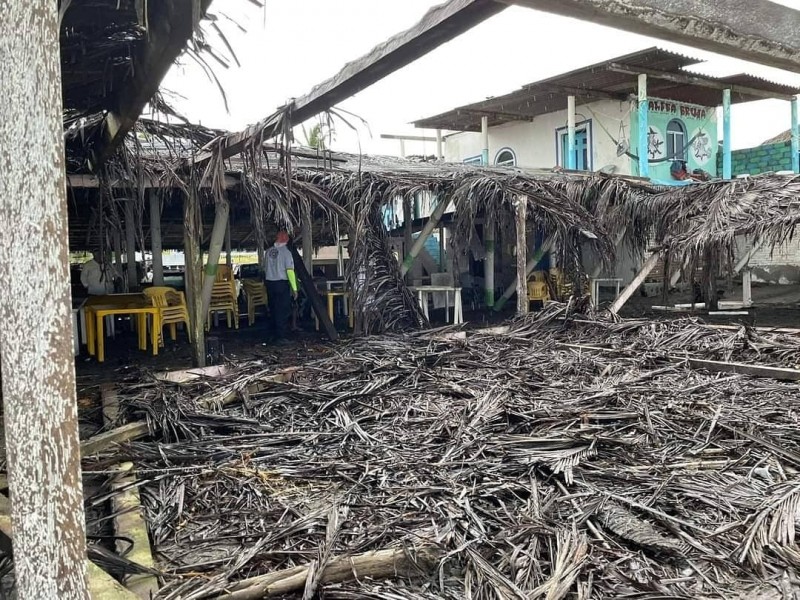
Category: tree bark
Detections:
[
  {"x1": 183, "y1": 189, "x2": 206, "y2": 367},
  {"x1": 199, "y1": 197, "x2": 230, "y2": 317},
  {"x1": 149, "y1": 191, "x2": 164, "y2": 286},
  {"x1": 0, "y1": 2, "x2": 90, "y2": 598}
]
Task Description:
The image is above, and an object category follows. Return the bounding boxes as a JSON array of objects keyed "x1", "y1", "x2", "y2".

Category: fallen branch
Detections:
[{"x1": 217, "y1": 547, "x2": 440, "y2": 600}]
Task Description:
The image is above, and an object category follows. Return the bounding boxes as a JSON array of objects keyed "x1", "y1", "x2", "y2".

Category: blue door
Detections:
[{"x1": 561, "y1": 130, "x2": 589, "y2": 170}]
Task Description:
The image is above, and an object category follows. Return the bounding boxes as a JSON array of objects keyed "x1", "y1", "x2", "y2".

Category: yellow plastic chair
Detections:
[
  {"x1": 207, "y1": 278, "x2": 239, "y2": 330},
  {"x1": 143, "y1": 286, "x2": 191, "y2": 344},
  {"x1": 242, "y1": 279, "x2": 268, "y2": 326},
  {"x1": 528, "y1": 280, "x2": 550, "y2": 306},
  {"x1": 215, "y1": 264, "x2": 233, "y2": 282}
]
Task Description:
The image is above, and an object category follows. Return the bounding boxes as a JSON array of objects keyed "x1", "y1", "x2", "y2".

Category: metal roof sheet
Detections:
[{"x1": 414, "y1": 48, "x2": 800, "y2": 132}]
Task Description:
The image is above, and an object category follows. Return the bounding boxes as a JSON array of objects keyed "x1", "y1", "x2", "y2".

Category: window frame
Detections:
[
  {"x1": 666, "y1": 118, "x2": 688, "y2": 161},
  {"x1": 494, "y1": 147, "x2": 517, "y2": 167},
  {"x1": 555, "y1": 119, "x2": 593, "y2": 171}
]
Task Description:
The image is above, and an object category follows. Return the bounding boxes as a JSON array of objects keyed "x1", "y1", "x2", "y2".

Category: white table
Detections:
[
  {"x1": 411, "y1": 286, "x2": 463, "y2": 324},
  {"x1": 591, "y1": 278, "x2": 623, "y2": 306}
]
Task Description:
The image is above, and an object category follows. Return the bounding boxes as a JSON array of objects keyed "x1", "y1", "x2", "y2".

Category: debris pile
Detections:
[{"x1": 92, "y1": 309, "x2": 800, "y2": 599}]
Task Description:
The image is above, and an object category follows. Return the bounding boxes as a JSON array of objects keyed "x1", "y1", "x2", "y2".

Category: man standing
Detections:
[
  {"x1": 80, "y1": 249, "x2": 119, "y2": 295},
  {"x1": 265, "y1": 231, "x2": 298, "y2": 341}
]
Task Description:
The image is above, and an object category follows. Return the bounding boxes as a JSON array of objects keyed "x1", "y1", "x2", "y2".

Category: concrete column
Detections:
[
  {"x1": 723, "y1": 89, "x2": 732, "y2": 179},
  {"x1": 481, "y1": 116, "x2": 489, "y2": 165},
  {"x1": 743, "y1": 270, "x2": 753, "y2": 307},
  {"x1": 149, "y1": 191, "x2": 164, "y2": 286},
  {"x1": 124, "y1": 199, "x2": 138, "y2": 291},
  {"x1": 436, "y1": 129, "x2": 443, "y2": 161},
  {"x1": 399, "y1": 139, "x2": 406, "y2": 158},
  {"x1": 567, "y1": 95, "x2": 577, "y2": 170},
  {"x1": 638, "y1": 74, "x2": 649, "y2": 178},
  {"x1": 792, "y1": 96, "x2": 799, "y2": 173}
]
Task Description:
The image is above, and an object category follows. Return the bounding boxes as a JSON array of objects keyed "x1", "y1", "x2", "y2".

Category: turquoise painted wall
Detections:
[
  {"x1": 630, "y1": 97, "x2": 718, "y2": 180},
  {"x1": 721, "y1": 141, "x2": 795, "y2": 176}
]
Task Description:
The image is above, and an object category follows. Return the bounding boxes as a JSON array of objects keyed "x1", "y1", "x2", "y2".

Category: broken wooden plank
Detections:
[
  {"x1": 112, "y1": 463, "x2": 158, "y2": 599},
  {"x1": 198, "y1": 368, "x2": 300, "y2": 410},
  {"x1": 610, "y1": 251, "x2": 663, "y2": 314},
  {"x1": 155, "y1": 364, "x2": 231, "y2": 384},
  {"x1": 558, "y1": 342, "x2": 800, "y2": 381},
  {"x1": 221, "y1": 547, "x2": 440, "y2": 599},
  {"x1": 189, "y1": 0, "x2": 505, "y2": 166},
  {"x1": 81, "y1": 422, "x2": 150, "y2": 457}
]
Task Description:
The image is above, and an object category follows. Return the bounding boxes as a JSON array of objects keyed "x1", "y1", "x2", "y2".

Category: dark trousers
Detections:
[{"x1": 266, "y1": 280, "x2": 291, "y2": 339}]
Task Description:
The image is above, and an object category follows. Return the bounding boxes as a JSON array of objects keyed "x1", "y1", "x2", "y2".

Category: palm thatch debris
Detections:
[{"x1": 79, "y1": 308, "x2": 800, "y2": 599}]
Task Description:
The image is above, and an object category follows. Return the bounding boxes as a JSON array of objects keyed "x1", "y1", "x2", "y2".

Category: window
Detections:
[
  {"x1": 463, "y1": 155, "x2": 482, "y2": 165},
  {"x1": 666, "y1": 119, "x2": 688, "y2": 161},
  {"x1": 495, "y1": 148, "x2": 516, "y2": 166},
  {"x1": 555, "y1": 120, "x2": 593, "y2": 171}
]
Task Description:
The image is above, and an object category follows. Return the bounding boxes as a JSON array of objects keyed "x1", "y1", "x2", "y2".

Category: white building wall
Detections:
[{"x1": 444, "y1": 99, "x2": 634, "y2": 174}]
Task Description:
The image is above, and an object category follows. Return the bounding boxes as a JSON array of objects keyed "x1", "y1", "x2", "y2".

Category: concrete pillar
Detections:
[
  {"x1": 638, "y1": 74, "x2": 649, "y2": 178},
  {"x1": 567, "y1": 95, "x2": 577, "y2": 170},
  {"x1": 722, "y1": 89, "x2": 732, "y2": 179},
  {"x1": 481, "y1": 116, "x2": 490, "y2": 165},
  {"x1": 436, "y1": 129, "x2": 443, "y2": 161},
  {"x1": 792, "y1": 96, "x2": 799, "y2": 173}
]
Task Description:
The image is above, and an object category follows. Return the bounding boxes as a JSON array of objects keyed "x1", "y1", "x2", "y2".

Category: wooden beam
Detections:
[
  {"x1": 606, "y1": 63, "x2": 796, "y2": 102},
  {"x1": 609, "y1": 251, "x2": 663, "y2": 314},
  {"x1": 503, "y1": 0, "x2": 800, "y2": 73},
  {"x1": 289, "y1": 244, "x2": 338, "y2": 342},
  {"x1": 189, "y1": 0, "x2": 506, "y2": 166},
  {"x1": 380, "y1": 134, "x2": 438, "y2": 142},
  {"x1": 1, "y1": 2, "x2": 89, "y2": 597},
  {"x1": 149, "y1": 191, "x2": 164, "y2": 286},
  {"x1": 183, "y1": 189, "x2": 206, "y2": 367},
  {"x1": 67, "y1": 174, "x2": 240, "y2": 189},
  {"x1": 93, "y1": 0, "x2": 212, "y2": 165}
]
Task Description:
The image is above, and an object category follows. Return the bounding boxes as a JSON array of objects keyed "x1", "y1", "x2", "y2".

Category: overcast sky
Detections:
[{"x1": 161, "y1": 0, "x2": 800, "y2": 158}]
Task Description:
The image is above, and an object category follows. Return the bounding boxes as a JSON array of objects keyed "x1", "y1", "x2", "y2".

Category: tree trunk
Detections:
[
  {"x1": 183, "y1": 189, "x2": 205, "y2": 367},
  {"x1": 149, "y1": 191, "x2": 164, "y2": 286},
  {"x1": 0, "y1": 2, "x2": 90, "y2": 598},
  {"x1": 199, "y1": 197, "x2": 230, "y2": 317}
]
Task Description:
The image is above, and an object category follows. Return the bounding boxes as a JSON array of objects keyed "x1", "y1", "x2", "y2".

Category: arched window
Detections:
[
  {"x1": 494, "y1": 148, "x2": 516, "y2": 167},
  {"x1": 666, "y1": 119, "x2": 688, "y2": 161}
]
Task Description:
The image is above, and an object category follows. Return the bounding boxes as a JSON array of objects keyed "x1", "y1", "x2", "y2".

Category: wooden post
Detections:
[
  {"x1": 149, "y1": 190, "x2": 164, "y2": 286},
  {"x1": 124, "y1": 199, "x2": 138, "y2": 291},
  {"x1": 403, "y1": 197, "x2": 413, "y2": 282},
  {"x1": 567, "y1": 95, "x2": 577, "y2": 170},
  {"x1": 225, "y1": 212, "x2": 233, "y2": 268},
  {"x1": 484, "y1": 216, "x2": 496, "y2": 308},
  {"x1": 400, "y1": 196, "x2": 449, "y2": 277},
  {"x1": 610, "y1": 251, "x2": 663, "y2": 314},
  {"x1": 289, "y1": 245, "x2": 338, "y2": 341},
  {"x1": 183, "y1": 189, "x2": 205, "y2": 367},
  {"x1": 199, "y1": 197, "x2": 230, "y2": 317},
  {"x1": 743, "y1": 269, "x2": 753, "y2": 307},
  {"x1": 113, "y1": 229, "x2": 123, "y2": 274},
  {"x1": 301, "y1": 205, "x2": 313, "y2": 274},
  {"x1": 515, "y1": 196, "x2": 529, "y2": 314},
  {"x1": 722, "y1": 89, "x2": 732, "y2": 179},
  {"x1": 494, "y1": 234, "x2": 555, "y2": 311},
  {"x1": 0, "y1": 1, "x2": 90, "y2": 598},
  {"x1": 638, "y1": 74, "x2": 649, "y2": 179}
]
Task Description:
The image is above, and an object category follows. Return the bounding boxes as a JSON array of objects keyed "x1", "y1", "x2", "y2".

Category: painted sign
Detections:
[{"x1": 631, "y1": 97, "x2": 718, "y2": 179}]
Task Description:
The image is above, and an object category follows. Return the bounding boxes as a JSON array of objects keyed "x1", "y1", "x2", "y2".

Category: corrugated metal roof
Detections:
[{"x1": 414, "y1": 47, "x2": 800, "y2": 132}]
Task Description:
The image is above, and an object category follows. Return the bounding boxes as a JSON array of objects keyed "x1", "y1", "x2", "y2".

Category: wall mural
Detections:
[{"x1": 631, "y1": 97, "x2": 718, "y2": 180}]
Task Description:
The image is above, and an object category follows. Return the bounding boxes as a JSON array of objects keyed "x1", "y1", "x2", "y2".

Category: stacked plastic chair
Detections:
[
  {"x1": 206, "y1": 278, "x2": 239, "y2": 330},
  {"x1": 242, "y1": 279, "x2": 268, "y2": 326},
  {"x1": 143, "y1": 286, "x2": 191, "y2": 344}
]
